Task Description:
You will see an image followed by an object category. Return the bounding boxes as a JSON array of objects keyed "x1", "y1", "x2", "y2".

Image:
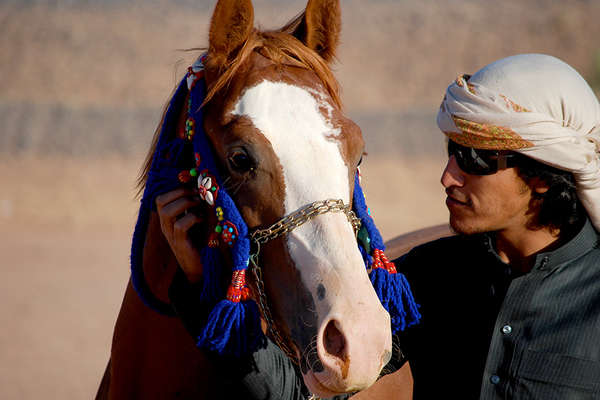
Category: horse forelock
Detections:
[
  {"x1": 204, "y1": 28, "x2": 341, "y2": 109},
  {"x1": 138, "y1": 24, "x2": 341, "y2": 194}
]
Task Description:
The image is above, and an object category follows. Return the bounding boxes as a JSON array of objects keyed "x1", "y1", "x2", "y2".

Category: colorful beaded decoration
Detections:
[
  {"x1": 218, "y1": 221, "x2": 239, "y2": 247},
  {"x1": 185, "y1": 116, "x2": 196, "y2": 141},
  {"x1": 226, "y1": 270, "x2": 250, "y2": 302},
  {"x1": 197, "y1": 170, "x2": 219, "y2": 206},
  {"x1": 183, "y1": 65, "x2": 205, "y2": 141},
  {"x1": 215, "y1": 206, "x2": 224, "y2": 221},
  {"x1": 207, "y1": 232, "x2": 220, "y2": 248},
  {"x1": 131, "y1": 53, "x2": 420, "y2": 357},
  {"x1": 371, "y1": 248, "x2": 397, "y2": 274}
]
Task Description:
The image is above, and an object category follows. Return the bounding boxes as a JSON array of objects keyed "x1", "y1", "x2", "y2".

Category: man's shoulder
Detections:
[
  {"x1": 391, "y1": 233, "x2": 485, "y2": 280},
  {"x1": 397, "y1": 233, "x2": 478, "y2": 260}
]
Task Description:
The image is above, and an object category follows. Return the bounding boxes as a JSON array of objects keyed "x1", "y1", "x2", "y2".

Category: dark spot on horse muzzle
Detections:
[{"x1": 317, "y1": 283, "x2": 326, "y2": 300}]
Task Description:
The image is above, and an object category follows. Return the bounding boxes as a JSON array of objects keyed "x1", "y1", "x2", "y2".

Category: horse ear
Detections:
[
  {"x1": 208, "y1": 0, "x2": 255, "y2": 70},
  {"x1": 293, "y1": 0, "x2": 341, "y2": 62}
]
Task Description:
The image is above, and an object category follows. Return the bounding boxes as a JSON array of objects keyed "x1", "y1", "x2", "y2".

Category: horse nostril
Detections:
[{"x1": 323, "y1": 319, "x2": 346, "y2": 360}]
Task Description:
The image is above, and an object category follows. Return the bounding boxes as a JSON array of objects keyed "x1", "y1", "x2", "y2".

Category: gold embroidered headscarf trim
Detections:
[
  {"x1": 499, "y1": 94, "x2": 531, "y2": 113},
  {"x1": 455, "y1": 74, "x2": 476, "y2": 94},
  {"x1": 445, "y1": 116, "x2": 534, "y2": 150},
  {"x1": 445, "y1": 74, "x2": 535, "y2": 149}
]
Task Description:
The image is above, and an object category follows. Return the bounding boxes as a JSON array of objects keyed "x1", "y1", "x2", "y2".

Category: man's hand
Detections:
[{"x1": 155, "y1": 188, "x2": 205, "y2": 283}]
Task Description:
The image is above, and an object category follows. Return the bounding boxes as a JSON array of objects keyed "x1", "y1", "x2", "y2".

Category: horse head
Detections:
[{"x1": 198, "y1": 0, "x2": 392, "y2": 395}]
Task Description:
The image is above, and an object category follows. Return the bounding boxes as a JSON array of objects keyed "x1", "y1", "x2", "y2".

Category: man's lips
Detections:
[{"x1": 445, "y1": 189, "x2": 469, "y2": 206}]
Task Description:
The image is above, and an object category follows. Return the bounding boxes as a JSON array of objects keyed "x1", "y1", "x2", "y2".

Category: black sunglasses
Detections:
[{"x1": 447, "y1": 140, "x2": 519, "y2": 175}]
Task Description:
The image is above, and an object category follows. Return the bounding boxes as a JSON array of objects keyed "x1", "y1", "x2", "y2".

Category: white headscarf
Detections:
[{"x1": 437, "y1": 54, "x2": 600, "y2": 230}]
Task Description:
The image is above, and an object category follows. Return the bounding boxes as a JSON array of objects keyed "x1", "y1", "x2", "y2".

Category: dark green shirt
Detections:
[{"x1": 396, "y1": 219, "x2": 600, "y2": 399}]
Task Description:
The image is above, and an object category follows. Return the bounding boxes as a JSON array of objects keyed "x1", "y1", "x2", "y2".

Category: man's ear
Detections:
[{"x1": 530, "y1": 177, "x2": 550, "y2": 195}]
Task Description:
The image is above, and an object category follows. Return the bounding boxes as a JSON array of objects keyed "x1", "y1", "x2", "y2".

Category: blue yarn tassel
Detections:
[
  {"x1": 130, "y1": 77, "x2": 190, "y2": 316},
  {"x1": 370, "y1": 268, "x2": 421, "y2": 333},
  {"x1": 199, "y1": 246, "x2": 224, "y2": 305},
  {"x1": 187, "y1": 66, "x2": 265, "y2": 356},
  {"x1": 353, "y1": 173, "x2": 421, "y2": 332},
  {"x1": 197, "y1": 299, "x2": 264, "y2": 357},
  {"x1": 358, "y1": 243, "x2": 370, "y2": 267},
  {"x1": 398, "y1": 272, "x2": 421, "y2": 329}
]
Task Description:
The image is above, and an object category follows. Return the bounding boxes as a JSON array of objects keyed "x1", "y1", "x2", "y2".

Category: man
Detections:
[
  {"x1": 158, "y1": 53, "x2": 600, "y2": 398},
  {"x1": 396, "y1": 53, "x2": 600, "y2": 398}
]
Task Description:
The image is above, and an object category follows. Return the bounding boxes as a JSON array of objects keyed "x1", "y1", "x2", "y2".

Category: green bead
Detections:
[
  {"x1": 215, "y1": 226, "x2": 223, "y2": 233},
  {"x1": 357, "y1": 226, "x2": 371, "y2": 254},
  {"x1": 189, "y1": 168, "x2": 198, "y2": 177}
]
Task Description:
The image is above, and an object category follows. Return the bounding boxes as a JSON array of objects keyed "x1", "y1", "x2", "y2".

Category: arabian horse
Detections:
[{"x1": 98, "y1": 0, "x2": 406, "y2": 398}]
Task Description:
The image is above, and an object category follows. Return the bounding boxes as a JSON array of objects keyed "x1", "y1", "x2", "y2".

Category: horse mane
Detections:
[{"x1": 136, "y1": 12, "x2": 342, "y2": 195}]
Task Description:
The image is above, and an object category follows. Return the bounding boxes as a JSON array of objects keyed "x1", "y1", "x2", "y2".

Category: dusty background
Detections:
[{"x1": 2, "y1": 0, "x2": 600, "y2": 398}]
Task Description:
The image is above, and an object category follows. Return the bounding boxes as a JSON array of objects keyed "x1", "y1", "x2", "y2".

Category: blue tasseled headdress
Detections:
[{"x1": 131, "y1": 56, "x2": 420, "y2": 357}]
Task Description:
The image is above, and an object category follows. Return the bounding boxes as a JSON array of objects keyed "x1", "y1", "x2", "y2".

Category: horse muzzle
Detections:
[
  {"x1": 251, "y1": 200, "x2": 392, "y2": 397},
  {"x1": 301, "y1": 309, "x2": 392, "y2": 397}
]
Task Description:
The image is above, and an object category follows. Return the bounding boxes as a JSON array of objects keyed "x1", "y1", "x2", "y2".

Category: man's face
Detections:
[{"x1": 441, "y1": 154, "x2": 533, "y2": 235}]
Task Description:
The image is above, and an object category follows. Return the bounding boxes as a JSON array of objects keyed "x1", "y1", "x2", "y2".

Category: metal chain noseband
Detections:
[
  {"x1": 251, "y1": 199, "x2": 361, "y2": 244},
  {"x1": 250, "y1": 252, "x2": 299, "y2": 363},
  {"x1": 248, "y1": 199, "x2": 361, "y2": 366}
]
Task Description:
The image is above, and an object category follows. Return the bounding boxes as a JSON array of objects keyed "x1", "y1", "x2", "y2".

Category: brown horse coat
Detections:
[{"x1": 98, "y1": 0, "x2": 452, "y2": 398}]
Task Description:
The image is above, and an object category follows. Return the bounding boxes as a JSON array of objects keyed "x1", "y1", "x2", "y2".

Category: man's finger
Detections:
[
  {"x1": 155, "y1": 188, "x2": 197, "y2": 210},
  {"x1": 161, "y1": 197, "x2": 203, "y2": 223},
  {"x1": 173, "y1": 212, "x2": 204, "y2": 241}
]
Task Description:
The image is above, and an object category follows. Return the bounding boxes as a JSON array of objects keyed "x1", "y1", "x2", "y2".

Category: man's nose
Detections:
[{"x1": 440, "y1": 156, "x2": 465, "y2": 188}]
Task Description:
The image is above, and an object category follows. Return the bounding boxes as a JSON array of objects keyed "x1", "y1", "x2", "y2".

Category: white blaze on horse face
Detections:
[
  {"x1": 232, "y1": 80, "x2": 345, "y2": 208},
  {"x1": 232, "y1": 80, "x2": 390, "y2": 393}
]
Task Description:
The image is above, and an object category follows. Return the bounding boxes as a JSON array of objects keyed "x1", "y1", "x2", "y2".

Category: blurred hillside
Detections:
[{"x1": 2, "y1": 0, "x2": 600, "y2": 158}]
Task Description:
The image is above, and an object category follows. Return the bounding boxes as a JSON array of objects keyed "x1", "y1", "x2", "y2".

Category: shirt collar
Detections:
[
  {"x1": 479, "y1": 218, "x2": 598, "y2": 273},
  {"x1": 532, "y1": 218, "x2": 598, "y2": 271}
]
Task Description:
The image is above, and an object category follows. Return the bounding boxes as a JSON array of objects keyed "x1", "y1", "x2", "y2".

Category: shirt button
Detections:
[
  {"x1": 490, "y1": 375, "x2": 501, "y2": 385},
  {"x1": 501, "y1": 325, "x2": 512, "y2": 335}
]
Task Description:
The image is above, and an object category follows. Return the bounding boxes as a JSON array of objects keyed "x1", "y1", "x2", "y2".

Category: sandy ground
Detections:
[{"x1": 0, "y1": 155, "x2": 448, "y2": 399}]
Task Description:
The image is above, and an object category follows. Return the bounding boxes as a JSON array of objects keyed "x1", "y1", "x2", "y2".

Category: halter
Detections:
[
  {"x1": 251, "y1": 199, "x2": 361, "y2": 244},
  {"x1": 131, "y1": 54, "x2": 420, "y2": 359},
  {"x1": 249, "y1": 199, "x2": 361, "y2": 363}
]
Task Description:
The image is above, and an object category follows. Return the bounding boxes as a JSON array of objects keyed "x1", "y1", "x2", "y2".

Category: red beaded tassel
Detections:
[
  {"x1": 369, "y1": 249, "x2": 421, "y2": 333},
  {"x1": 371, "y1": 248, "x2": 397, "y2": 274},
  {"x1": 198, "y1": 266, "x2": 262, "y2": 356},
  {"x1": 226, "y1": 270, "x2": 251, "y2": 303}
]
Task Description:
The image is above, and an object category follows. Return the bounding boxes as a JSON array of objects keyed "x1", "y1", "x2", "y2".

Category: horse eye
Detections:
[{"x1": 228, "y1": 149, "x2": 254, "y2": 172}]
